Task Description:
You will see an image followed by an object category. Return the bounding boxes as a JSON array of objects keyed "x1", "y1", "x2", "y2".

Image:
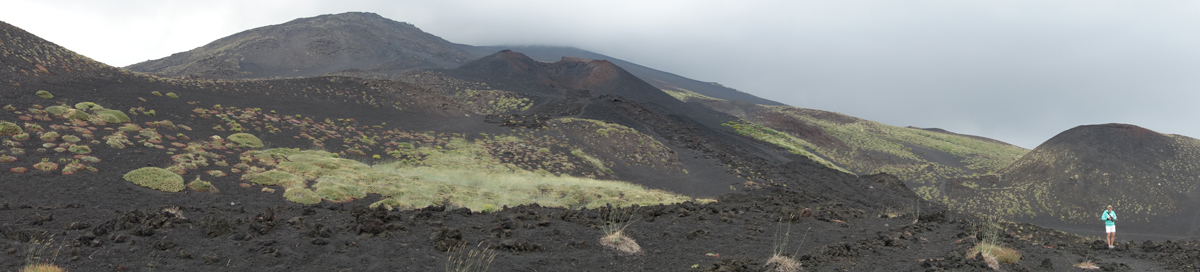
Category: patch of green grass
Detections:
[
  {"x1": 95, "y1": 110, "x2": 130, "y2": 123},
  {"x1": 284, "y1": 187, "x2": 322, "y2": 205},
  {"x1": 245, "y1": 147, "x2": 692, "y2": 209},
  {"x1": 571, "y1": 149, "x2": 612, "y2": 174},
  {"x1": 74, "y1": 102, "x2": 100, "y2": 111},
  {"x1": 227, "y1": 133, "x2": 263, "y2": 148},
  {"x1": 123, "y1": 167, "x2": 185, "y2": 192},
  {"x1": 723, "y1": 121, "x2": 851, "y2": 174},
  {"x1": 242, "y1": 170, "x2": 303, "y2": 187}
]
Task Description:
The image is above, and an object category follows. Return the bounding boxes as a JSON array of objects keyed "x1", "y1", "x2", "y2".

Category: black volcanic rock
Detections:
[{"x1": 125, "y1": 12, "x2": 473, "y2": 78}]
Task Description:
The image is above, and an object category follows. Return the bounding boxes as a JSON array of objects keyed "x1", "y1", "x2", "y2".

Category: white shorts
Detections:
[{"x1": 1106, "y1": 225, "x2": 1115, "y2": 233}]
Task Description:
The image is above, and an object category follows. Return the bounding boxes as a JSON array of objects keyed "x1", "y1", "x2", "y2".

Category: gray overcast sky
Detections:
[{"x1": 5, "y1": 0, "x2": 1200, "y2": 149}]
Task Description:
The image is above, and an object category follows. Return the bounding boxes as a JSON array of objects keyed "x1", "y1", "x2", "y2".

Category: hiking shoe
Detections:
[{"x1": 1108, "y1": 245, "x2": 1114, "y2": 249}]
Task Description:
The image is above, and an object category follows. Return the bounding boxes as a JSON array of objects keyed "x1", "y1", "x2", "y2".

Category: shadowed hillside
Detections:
[
  {"x1": 944, "y1": 124, "x2": 1200, "y2": 236},
  {"x1": 466, "y1": 45, "x2": 784, "y2": 106},
  {"x1": 126, "y1": 12, "x2": 473, "y2": 78}
]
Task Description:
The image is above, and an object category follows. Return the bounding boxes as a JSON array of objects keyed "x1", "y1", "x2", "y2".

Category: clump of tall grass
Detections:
[
  {"x1": 966, "y1": 216, "x2": 1021, "y2": 270},
  {"x1": 599, "y1": 206, "x2": 641, "y2": 254},
  {"x1": 444, "y1": 242, "x2": 497, "y2": 272},
  {"x1": 765, "y1": 215, "x2": 809, "y2": 272}
]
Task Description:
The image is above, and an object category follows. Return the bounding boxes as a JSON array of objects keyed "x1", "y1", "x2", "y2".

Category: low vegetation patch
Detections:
[
  {"x1": 241, "y1": 148, "x2": 692, "y2": 210},
  {"x1": 123, "y1": 167, "x2": 186, "y2": 192},
  {"x1": 723, "y1": 121, "x2": 850, "y2": 174},
  {"x1": 227, "y1": 133, "x2": 264, "y2": 148},
  {"x1": 0, "y1": 121, "x2": 22, "y2": 135}
]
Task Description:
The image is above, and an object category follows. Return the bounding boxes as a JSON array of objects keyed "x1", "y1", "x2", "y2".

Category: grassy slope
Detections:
[
  {"x1": 667, "y1": 88, "x2": 1028, "y2": 200},
  {"x1": 1, "y1": 72, "x2": 697, "y2": 214},
  {"x1": 945, "y1": 129, "x2": 1200, "y2": 225}
]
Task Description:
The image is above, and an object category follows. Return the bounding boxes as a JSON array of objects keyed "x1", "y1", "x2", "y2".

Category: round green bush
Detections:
[
  {"x1": 284, "y1": 188, "x2": 322, "y2": 205},
  {"x1": 0, "y1": 121, "x2": 21, "y2": 136},
  {"x1": 35, "y1": 90, "x2": 53, "y2": 99},
  {"x1": 67, "y1": 109, "x2": 90, "y2": 121},
  {"x1": 96, "y1": 110, "x2": 130, "y2": 123},
  {"x1": 228, "y1": 133, "x2": 264, "y2": 148},
  {"x1": 74, "y1": 102, "x2": 100, "y2": 111},
  {"x1": 123, "y1": 167, "x2": 185, "y2": 192},
  {"x1": 68, "y1": 145, "x2": 91, "y2": 154},
  {"x1": 45, "y1": 105, "x2": 69, "y2": 115},
  {"x1": 165, "y1": 92, "x2": 179, "y2": 99}
]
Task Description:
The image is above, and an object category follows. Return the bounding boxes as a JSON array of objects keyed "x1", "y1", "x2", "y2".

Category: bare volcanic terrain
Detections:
[
  {"x1": 945, "y1": 123, "x2": 1200, "y2": 238},
  {"x1": 125, "y1": 12, "x2": 474, "y2": 79},
  {"x1": 2, "y1": 16, "x2": 1199, "y2": 272}
]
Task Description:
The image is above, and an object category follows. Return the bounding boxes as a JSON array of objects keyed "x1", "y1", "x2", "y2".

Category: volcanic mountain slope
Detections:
[
  {"x1": 3, "y1": 19, "x2": 1198, "y2": 272},
  {"x1": 664, "y1": 89, "x2": 1028, "y2": 192},
  {"x1": 125, "y1": 12, "x2": 473, "y2": 79},
  {"x1": 943, "y1": 123, "x2": 1200, "y2": 236},
  {"x1": 401, "y1": 49, "x2": 846, "y2": 196},
  {"x1": 466, "y1": 45, "x2": 784, "y2": 106}
]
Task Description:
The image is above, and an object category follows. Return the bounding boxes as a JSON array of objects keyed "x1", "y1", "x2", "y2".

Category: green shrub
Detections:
[
  {"x1": 165, "y1": 92, "x2": 179, "y2": 99},
  {"x1": 68, "y1": 145, "x2": 91, "y2": 154},
  {"x1": 67, "y1": 109, "x2": 90, "y2": 121},
  {"x1": 284, "y1": 188, "x2": 322, "y2": 205},
  {"x1": 0, "y1": 121, "x2": 21, "y2": 136},
  {"x1": 35, "y1": 90, "x2": 52, "y2": 99},
  {"x1": 45, "y1": 105, "x2": 69, "y2": 115},
  {"x1": 95, "y1": 110, "x2": 129, "y2": 123},
  {"x1": 39, "y1": 131, "x2": 59, "y2": 142},
  {"x1": 151, "y1": 91, "x2": 162, "y2": 96},
  {"x1": 74, "y1": 102, "x2": 100, "y2": 110},
  {"x1": 228, "y1": 133, "x2": 264, "y2": 148},
  {"x1": 61, "y1": 135, "x2": 81, "y2": 143},
  {"x1": 123, "y1": 167, "x2": 185, "y2": 192},
  {"x1": 188, "y1": 177, "x2": 217, "y2": 192}
]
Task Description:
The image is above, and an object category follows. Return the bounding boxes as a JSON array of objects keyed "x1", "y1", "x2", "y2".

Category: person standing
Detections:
[{"x1": 1102, "y1": 205, "x2": 1117, "y2": 249}]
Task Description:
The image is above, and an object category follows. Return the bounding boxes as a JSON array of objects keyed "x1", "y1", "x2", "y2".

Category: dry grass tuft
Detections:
[
  {"x1": 765, "y1": 254, "x2": 801, "y2": 272},
  {"x1": 599, "y1": 230, "x2": 641, "y2": 254},
  {"x1": 967, "y1": 242, "x2": 1020, "y2": 270},
  {"x1": 20, "y1": 263, "x2": 65, "y2": 272},
  {"x1": 599, "y1": 207, "x2": 641, "y2": 254},
  {"x1": 1074, "y1": 260, "x2": 1099, "y2": 269},
  {"x1": 445, "y1": 242, "x2": 497, "y2": 272}
]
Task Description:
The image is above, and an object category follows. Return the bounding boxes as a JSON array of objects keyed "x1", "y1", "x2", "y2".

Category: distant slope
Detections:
[
  {"x1": 664, "y1": 89, "x2": 1028, "y2": 189},
  {"x1": 468, "y1": 45, "x2": 784, "y2": 106},
  {"x1": 0, "y1": 21, "x2": 115, "y2": 79},
  {"x1": 943, "y1": 124, "x2": 1200, "y2": 236},
  {"x1": 126, "y1": 12, "x2": 473, "y2": 78}
]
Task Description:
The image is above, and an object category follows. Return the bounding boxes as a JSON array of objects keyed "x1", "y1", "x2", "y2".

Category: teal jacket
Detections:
[{"x1": 1101, "y1": 210, "x2": 1117, "y2": 226}]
